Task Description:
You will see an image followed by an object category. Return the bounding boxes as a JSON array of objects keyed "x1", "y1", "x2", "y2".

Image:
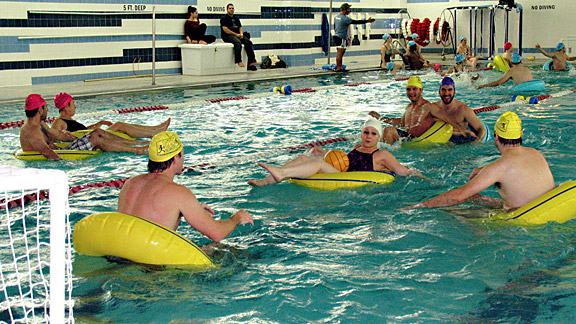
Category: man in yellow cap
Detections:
[
  {"x1": 118, "y1": 131, "x2": 253, "y2": 242},
  {"x1": 405, "y1": 112, "x2": 556, "y2": 210},
  {"x1": 369, "y1": 76, "x2": 439, "y2": 144}
]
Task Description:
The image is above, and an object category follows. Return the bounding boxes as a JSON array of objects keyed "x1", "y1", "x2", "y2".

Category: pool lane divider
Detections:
[
  {"x1": 1, "y1": 135, "x2": 355, "y2": 209},
  {"x1": 0, "y1": 69, "x2": 537, "y2": 130}
]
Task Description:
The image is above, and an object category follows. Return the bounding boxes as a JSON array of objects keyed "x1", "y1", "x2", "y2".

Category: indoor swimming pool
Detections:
[{"x1": 1, "y1": 66, "x2": 576, "y2": 323}]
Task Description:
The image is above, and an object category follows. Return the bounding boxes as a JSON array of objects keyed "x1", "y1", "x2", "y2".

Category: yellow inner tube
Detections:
[
  {"x1": 406, "y1": 120, "x2": 454, "y2": 147},
  {"x1": 287, "y1": 170, "x2": 395, "y2": 190},
  {"x1": 493, "y1": 55, "x2": 510, "y2": 72},
  {"x1": 14, "y1": 149, "x2": 101, "y2": 161},
  {"x1": 73, "y1": 212, "x2": 213, "y2": 266},
  {"x1": 71, "y1": 129, "x2": 136, "y2": 140},
  {"x1": 493, "y1": 181, "x2": 576, "y2": 225}
]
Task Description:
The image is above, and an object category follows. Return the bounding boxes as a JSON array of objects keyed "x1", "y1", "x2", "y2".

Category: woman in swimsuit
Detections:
[
  {"x1": 456, "y1": 36, "x2": 478, "y2": 68},
  {"x1": 248, "y1": 118, "x2": 421, "y2": 187},
  {"x1": 380, "y1": 34, "x2": 403, "y2": 74}
]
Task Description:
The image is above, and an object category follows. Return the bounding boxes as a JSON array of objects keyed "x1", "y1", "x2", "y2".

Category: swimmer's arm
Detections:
[
  {"x1": 535, "y1": 44, "x2": 553, "y2": 58},
  {"x1": 180, "y1": 189, "x2": 253, "y2": 242},
  {"x1": 375, "y1": 150, "x2": 411, "y2": 177},
  {"x1": 477, "y1": 72, "x2": 511, "y2": 89},
  {"x1": 368, "y1": 111, "x2": 402, "y2": 126},
  {"x1": 567, "y1": 56, "x2": 576, "y2": 61},
  {"x1": 44, "y1": 121, "x2": 76, "y2": 142},
  {"x1": 27, "y1": 128, "x2": 61, "y2": 160},
  {"x1": 465, "y1": 109, "x2": 487, "y2": 142},
  {"x1": 51, "y1": 118, "x2": 67, "y2": 132}
]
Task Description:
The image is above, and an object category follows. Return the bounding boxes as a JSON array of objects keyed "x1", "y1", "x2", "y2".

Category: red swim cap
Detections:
[
  {"x1": 504, "y1": 42, "x2": 512, "y2": 51},
  {"x1": 25, "y1": 94, "x2": 46, "y2": 111},
  {"x1": 54, "y1": 92, "x2": 74, "y2": 110}
]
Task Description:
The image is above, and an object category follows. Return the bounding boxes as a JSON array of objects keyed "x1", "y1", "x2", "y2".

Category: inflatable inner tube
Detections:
[
  {"x1": 73, "y1": 212, "x2": 214, "y2": 266},
  {"x1": 543, "y1": 60, "x2": 574, "y2": 71},
  {"x1": 493, "y1": 55, "x2": 510, "y2": 72},
  {"x1": 493, "y1": 181, "x2": 576, "y2": 225},
  {"x1": 406, "y1": 120, "x2": 454, "y2": 147},
  {"x1": 14, "y1": 149, "x2": 101, "y2": 161},
  {"x1": 509, "y1": 80, "x2": 545, "y2": 92},
  {"x1": 287, "y1": 170, "x2": 395, "y2": 190}
]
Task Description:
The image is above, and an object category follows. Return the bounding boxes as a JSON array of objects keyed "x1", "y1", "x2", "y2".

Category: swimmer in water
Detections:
[
  {"x1": 477, "y1": 53, "x2": 534, "y2": 89},
  {"x1": 248, "y1": 118, "x2": 423, "y2": 187},
  {"x1": 52, "y1": 92, "x2": 170, "y2": 138},
  {"x1": 535, "y1": 42, "x2": 576, "y2": 71},
  {"x1": 20, "y1": 94, "x2": 149, "y2": 160},
  {"x1": 456, "y1": 36, "x2": 478, "y2": 68},
  {"x1": 404, "y1": 112, "x2": 555, "y2": 210},
  {"x1": 428, "y1": 77, "x2": 487, "y2": 144},
  {"x1": 369, "y1": 77, "x2": 437, "y2": 144},
  {"x1": 118, "y1": 131, "x2": 253, "y2": 241},
  {"x1": 503, "y1": 42, "x2": 513, "y2": 66}
]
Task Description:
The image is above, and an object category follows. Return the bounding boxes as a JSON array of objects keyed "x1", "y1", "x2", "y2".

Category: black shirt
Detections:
[{"x1": 220, "y1": 14, "x2": 242, "y2": 38}]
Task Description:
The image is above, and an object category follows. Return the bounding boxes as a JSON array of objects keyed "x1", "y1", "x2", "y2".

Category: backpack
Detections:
[{"x1": 261, "y1": 54, "x2": 287, "y2": 69}]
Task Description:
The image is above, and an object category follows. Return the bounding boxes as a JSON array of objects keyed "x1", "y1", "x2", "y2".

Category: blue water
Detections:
[{"x1": 1, "y1": 66, "x2": 576, "y2": 323}]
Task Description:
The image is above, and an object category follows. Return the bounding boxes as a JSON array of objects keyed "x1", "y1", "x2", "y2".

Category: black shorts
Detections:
[{"x1": 332, "y1": 36, "x2": 347, "y2": 49}]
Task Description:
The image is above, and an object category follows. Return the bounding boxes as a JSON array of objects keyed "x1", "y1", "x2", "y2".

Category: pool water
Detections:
[{"x1": 1, "y1": 66, "x2": 576, "y2": 323}]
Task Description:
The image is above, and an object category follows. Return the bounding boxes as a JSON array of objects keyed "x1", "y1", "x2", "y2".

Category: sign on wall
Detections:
[{"x1": 197, "y1": 1, "x2": 261, "y2": 14}]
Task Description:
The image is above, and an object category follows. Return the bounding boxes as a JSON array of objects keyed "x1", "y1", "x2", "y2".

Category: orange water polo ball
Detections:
[{"x1": 324, "y1": 150, "x2": 350, "y2": 172}]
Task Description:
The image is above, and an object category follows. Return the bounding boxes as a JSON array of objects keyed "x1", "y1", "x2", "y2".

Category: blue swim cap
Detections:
[
  {"x1": 412, "y1": 33, "x2": 419, "y2": 39},
  {"x1": 454, "y1": 53, "x2": 465, "y2": 63},
  {"x1": 408, "y1": 40, "x2": 416, "y2": 47},
  {"x1": 386, "y1": 62, "x2": 395, "y2": 70},
  {"x1": 511, "y1": 53, "x2": 521, "y2": 64},
  {"x1": 460, "y1": 36, "x2": 466, "y2": 42},
  {"x1": 557, "y1": 42, "x2": 565, "y2": 51},
  {"x1": 440, "y1": 77, "x2": 455, "y2": 89},
  {"x1": 382, "y1": 33, "x2": 390, "y2": 41}
]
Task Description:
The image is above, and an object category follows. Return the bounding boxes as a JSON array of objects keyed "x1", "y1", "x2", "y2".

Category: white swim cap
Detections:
[{"x1": 362, "y1": 118, "x2": 383, "y2": 139}]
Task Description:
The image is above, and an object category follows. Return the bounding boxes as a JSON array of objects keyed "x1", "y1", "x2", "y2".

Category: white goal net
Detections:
[{"x1": 0, "y1": 166, "x2": 74, "y2": 324}]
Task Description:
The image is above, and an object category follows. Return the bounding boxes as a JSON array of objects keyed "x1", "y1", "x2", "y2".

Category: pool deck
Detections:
[{"x1": 0, "y1": 60, "x2": 382, "y2": 105}]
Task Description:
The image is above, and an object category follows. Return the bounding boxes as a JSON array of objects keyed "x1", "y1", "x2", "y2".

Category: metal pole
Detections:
[
  {"x1": 518, "y1": 7, "x2": 523, "y2": 56},
  {"x1": 152, "y1": 6, "x2": 156, "y2": 86},
  {"x1": 327, "y1": 0, "x2": 333, "y2": 65}
]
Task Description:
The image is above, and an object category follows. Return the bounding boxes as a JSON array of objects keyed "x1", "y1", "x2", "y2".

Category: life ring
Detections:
[
  {"x1": 492, "y1": 181, "x2": 576, "y2": 225},
  {"x1": 492, "y1": 55, "x2": 510, "y2": 72},
  {"x1": 286, "y1": 170, "x2": 396, "y2": 190},
  {"x1": 509, "y1": 80, "x2": 546, "y2": 92},
  {"x1": 71, "y1": 129, "x2": 136, "y2": 140},
  {"x1": 436, "y1": 17, "x2": 447, "y2": 44},
  {"x1": 402, "y1": 18, "x2": 412, "y2": 39},
  {"x1": 73, "y1": 212, "x2": 214, "y2": 266},
  {"x1": 406, "y1": 120, "x2": 454, "y2": 147},
  {"x1": 14, "y1": 149, "x2": 101, "y2": 161},
  {"x1": 543, "y1": 60, "x2": 574, "y2": 71}
]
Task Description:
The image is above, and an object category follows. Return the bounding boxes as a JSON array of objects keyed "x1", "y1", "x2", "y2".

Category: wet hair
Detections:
[
  {"x1": 496, "y1": 134, "x2": 522, "y2": 146},
  {"x1": 25, "y1": 107, "x2": 40, "y2": 118},
  {"x1": 409, "y1": 44, "x2": 417, "y2": 53},
  {"x1": 188, "y1": 6, "x2": 197, "y2": 15},
  {"x1": 227, "y1": 3, "x2": 234, "y2": 9},
  {"x1": 147, "y1": 151, "x2": 182, "y2": 173}
]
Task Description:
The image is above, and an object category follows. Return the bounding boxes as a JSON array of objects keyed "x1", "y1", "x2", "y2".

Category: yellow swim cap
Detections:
[
  {"x1": 494, "y1": 112, "x2": 522, "y2": 139},
  {"x1": 406, "y1": 76, "x2": 423, "y2": 89},
  {"x1": 149, "y1": 131, "x2": 183, "y2": 162}
]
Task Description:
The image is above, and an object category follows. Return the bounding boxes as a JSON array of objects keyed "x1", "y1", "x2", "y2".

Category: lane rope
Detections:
[{"x1": 1, "y1": 135, "x2": 356, "y2": 209}]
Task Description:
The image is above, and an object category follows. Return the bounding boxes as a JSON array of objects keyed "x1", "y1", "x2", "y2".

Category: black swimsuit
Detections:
[
  {"x1": 61, "y1": 119, "x2": 87, "y2": 132},
  {"x1": 347, "y1": 149, "x2": 377, "y2": 171}
]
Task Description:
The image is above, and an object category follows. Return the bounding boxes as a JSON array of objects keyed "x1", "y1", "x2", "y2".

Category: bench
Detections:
[{"x1": 179, "y1": 42, "x2": 248, "y2": 76}]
